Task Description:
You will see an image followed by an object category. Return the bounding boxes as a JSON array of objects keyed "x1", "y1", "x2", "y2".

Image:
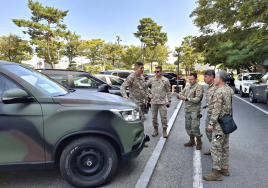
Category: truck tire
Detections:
[{"x1": 60, "y1": 136, "x2": 118, "y2": 188}]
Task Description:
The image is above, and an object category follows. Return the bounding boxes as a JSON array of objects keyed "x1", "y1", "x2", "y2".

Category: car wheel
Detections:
[
  {"x1": 240, "y1": 86, "x2": 245, "y2": 97},
  {"x1": 249, "y1": 90, "x2": 257, "y2": 103},
  {"x1": 60, "y1": 136, "x2": 118, "y2": 188}
]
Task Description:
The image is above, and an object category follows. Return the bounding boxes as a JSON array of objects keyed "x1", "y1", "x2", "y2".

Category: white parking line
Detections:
[
  {"x1": 135, "y1": 100, "x2": 183, "y2": 188},
  {"x1": 234, "y1": 95, "x2": 268, "y2": 115},
  {"x1": 193, "y1": 150, "x2": 203, "y2": 188}
]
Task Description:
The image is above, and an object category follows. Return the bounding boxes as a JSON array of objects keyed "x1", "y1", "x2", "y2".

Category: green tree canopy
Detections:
[
  {"x1": 63, "y1": 32, "x2": 81, "y2": 65},
  {"x1": 133, "y1": 18, "x2": 168, "y2": 63},
  {"x1": 121, "y1": 45, "x2": 141, "y2": 69},
  {"x1": 12, "y1": 0, "x2": 71, "y2": 68},
  {"x1": 0, "y1": 33, "x2": 33, "y2": 63}
]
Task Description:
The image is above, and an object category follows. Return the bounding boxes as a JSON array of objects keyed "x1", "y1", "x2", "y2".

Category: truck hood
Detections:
[{"x1": 52, "y1": 91, "x2": 138, "y2": 111}]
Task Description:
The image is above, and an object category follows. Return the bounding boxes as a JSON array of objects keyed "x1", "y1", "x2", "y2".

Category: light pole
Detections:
[{"x1": 175, "y1": 49, "x2": 181, "y2": 93}]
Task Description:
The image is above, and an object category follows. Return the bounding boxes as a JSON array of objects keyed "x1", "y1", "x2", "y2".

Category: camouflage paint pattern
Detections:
[
  {"x1": 204, "y1": 83, "x2": 218, "y2": 142},
  {"x1": 151, "y1": 104, "x2": 167, "y2": 128},
  {"x1": 120, "y1": 72, "x2": 149, "y2": 120},
  {"x1": 179, "y1": 82, "x2": 204, "y2": 138},
  {"x1": 0, "y1": 62, "x2": 144, "y2": 165},
  {"x1": 146, "y1": 76, "x2": 171, "y2": 104},
  {"x1": 185, "y1": 111, "x2": 202, "y2": 138},
  {"x1": 209, "y1": 84, "x2": 234, "y2": 170}
]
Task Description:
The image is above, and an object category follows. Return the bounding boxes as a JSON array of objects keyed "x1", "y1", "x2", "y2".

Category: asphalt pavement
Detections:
[{"x1": 148, "y1": 85, "x2": 268, "y2": 188}]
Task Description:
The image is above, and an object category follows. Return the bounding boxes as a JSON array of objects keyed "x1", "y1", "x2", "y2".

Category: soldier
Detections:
[
  {"x1": 203, "y1": 70, "x2": 234, "y2": 181},
  {"x1": 146, "y1": 66, "x2": 171, "y2": 138},
  {"x1": 202, "y1": 70, "x2": 218, "y2": 155},
  {"x1": 176, "y1": 73, "x2": 204, "y2": 150}
]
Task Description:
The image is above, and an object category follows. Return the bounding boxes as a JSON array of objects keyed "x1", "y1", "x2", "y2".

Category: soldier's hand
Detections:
[
  {"x1": 123, "y1": 96, "x2": 130, "y2": 100},
  {"x1": 149, "y1": 94, "x2": 154, "y2": 99},
  {"x1": 145, "y1": 103, "x2": 148, "y2": 108},
  {"x1": 207, "y1": 125, "x2": 213, "y2": 131},
  {"x1": 166, "y1": 101, "x2": 170, "y2": 107}
]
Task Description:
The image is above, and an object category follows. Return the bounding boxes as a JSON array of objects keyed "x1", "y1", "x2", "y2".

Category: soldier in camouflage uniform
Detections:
[
  {"x1": 203, "y1": 70, "x2": 234, "y2": 181},
  {"x1": 177, "y1": 73, "x2": 204, "y2": 150},
  {"x1": 120, "y1": 62, "x2": 150, "y2": 147},
  {"x1": 146, "y1": 66, "x2": 172, "y2": 138},
  {"x1": 202, "y1": 70, "x2": 218, "y2": 155}
]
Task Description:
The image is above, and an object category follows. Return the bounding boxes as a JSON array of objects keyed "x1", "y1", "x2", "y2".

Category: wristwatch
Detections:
[
  {"x1": 185, "y1": 98, "x2": 188, "y2": 101},
  {"x1": 169, "y1": 101, "x2": 171, "y2": 102}
]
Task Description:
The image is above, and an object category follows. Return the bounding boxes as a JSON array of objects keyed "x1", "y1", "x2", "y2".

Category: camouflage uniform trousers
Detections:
[
  {"x1": 151, "y1": 104, "x2": 167, "y2": 128},
  {"x1": 205, "y1": 112, "x2": 213, "y2": 142},
  {"x1": 137, "y1": 102, "x2": 145, "y2": 121},
  {"x1": 185, "y1": 110, "x2": 203, "y2": 139},
  {"x1": 211, "y1": 122, "x2": 229, "y2": 170}
]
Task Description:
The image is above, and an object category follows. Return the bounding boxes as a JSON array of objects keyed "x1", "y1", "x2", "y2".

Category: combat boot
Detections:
[
  {"x1": 220, "y1": 166, "x2": 230, "y2": 176},
  {"x1": 163, "y1": 128, "x2": 168, "y2": 138},
  {"x1": 196, "y1": 138, "x2": 202, "y2": 150},
  {"x1": 152, "y1": 127, "x2": 158, "y2": 137},
  {"x1": 184, "y1": 136, "x2": 196, "y2": 147},
  {"x1": 204, "y1": 150, "x2": 211, "y2": 155},
  {"x1": 144, "y1": 143, "x2": 149, "y2": 147},
  {"x1": 203, "y1": 169, "x2": 222, "y2": 181}
]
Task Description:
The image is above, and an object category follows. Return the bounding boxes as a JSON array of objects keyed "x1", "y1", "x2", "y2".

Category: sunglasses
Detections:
[{"x1": 154, "y1": 71, "x2": 160, "y2": 73}]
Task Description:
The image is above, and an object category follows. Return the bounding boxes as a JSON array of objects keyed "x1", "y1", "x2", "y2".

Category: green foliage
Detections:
[
  {"x1": 63, "y1": 32, "x2": 81, "y2": 62},
  {"x1": 121, "y1": 45, "x2": 141, "y2": 69},
  {"x1": 86, "y1": 65, "x2": 101, "y2": 74},
  {"x1": 133, "y1": 18, "x2": 168, "y2": 63},
  {"x1": 12, "y1": 0, "x2": 71, "y2": 68},
  {"x1": 67, "y1": 61, "x2": 77, "y2": 70},
  {"x1": 102, "y1": 42, "x2": 124, "y2": 67},
  {"x1": 79, "y1": 39, "x2": 104, "y2": 66},
  {"x1": 0, "y1": 33, "x2": 33, "y2": 63},
  {"x1": 105, "y1": 63, "x2": 114, "y2": 71},
  {"x1": 190, "y1": 0, "x2": 268, "y2": 72}
]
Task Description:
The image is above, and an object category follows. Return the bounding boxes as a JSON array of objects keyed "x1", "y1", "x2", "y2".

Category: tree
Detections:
[
  {"x1": 63, "y1": 32, "x2": 81, "y2": 67},
  {"x1": 190, "y1": 0, "x2": 268, "y2": 72},
  {"x1": 79, "y1": 39, "x2": 104, "y2": 66},
  {"x1": 133, "y1": 18, "x2": 168, "y2": 63},
  {"x1": 105, "y1": 63, "x2": 114, "y2": 71},
  {"x1": 174, "y1": 36, "x2": 203, "y2": 76},
  {"x1": 145, "y1": 45, "x2": 171, "y2": 72},
  {"x1": 121, "y1": 45, "x2": 141, "y2": 69},
  {"x1": 12, "y1": 0, "x2": 70, "y2": 68},
  {"x1": 102, "y1": 42, "x2": 123, "y2": 66},
  {"x1": 0, "y1": 33, "x2": 33, "y2": 63}
]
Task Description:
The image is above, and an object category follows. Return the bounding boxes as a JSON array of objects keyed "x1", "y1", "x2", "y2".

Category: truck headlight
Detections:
[{"x1": 109, "y1": 109, "x2": 140, "y2": 122}]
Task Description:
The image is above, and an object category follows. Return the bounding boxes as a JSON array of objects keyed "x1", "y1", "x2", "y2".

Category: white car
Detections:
[{"x1": 234, "y1": 72, "x2": 262, "y2": 97}]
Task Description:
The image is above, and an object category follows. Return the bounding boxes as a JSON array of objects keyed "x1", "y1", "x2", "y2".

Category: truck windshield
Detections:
[{"x1": 2, "y1": 65, "x2": 68, "y2": 96}]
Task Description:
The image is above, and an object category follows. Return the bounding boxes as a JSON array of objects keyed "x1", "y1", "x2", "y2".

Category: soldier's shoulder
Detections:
[
  {"x1": 128, "y1": 72, "x2": 136, "y2": 78},
  {"x1": 162, "y1": 76, "x2": 169, "y2": 82},
  {"x1": 196, "y1": 83, "x2": 204, "y2": 90}
]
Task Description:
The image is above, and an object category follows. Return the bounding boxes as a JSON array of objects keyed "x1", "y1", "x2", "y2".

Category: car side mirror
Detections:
[
  {"x1": 1, "y1": 89, "x2": 34, "y2": 104},
  {"x1": 98, "y1": 84, "x2": 109, "y2": 93}
]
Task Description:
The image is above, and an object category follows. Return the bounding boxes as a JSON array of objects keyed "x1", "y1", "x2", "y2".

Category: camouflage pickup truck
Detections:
[{"x1": 0, "y1": 61, "x2": 149, "y2": 188}]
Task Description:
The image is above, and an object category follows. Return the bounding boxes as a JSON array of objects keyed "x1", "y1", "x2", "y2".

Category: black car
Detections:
[
  {"x1": 226, "y1": 73, "x2": 235, "y2": 86},
  {"x1": 37, "y1": 69, "x2": 127, "y2": 97},
  {"x1": 162, "y1": 72, "x2": 177, "y2": 87},
  {"x1": 249, "y1": 72, "x2": 268, "y2": 107},
  {"x1": 165, "y1": 72, "x2": 186, "y2": 88}
]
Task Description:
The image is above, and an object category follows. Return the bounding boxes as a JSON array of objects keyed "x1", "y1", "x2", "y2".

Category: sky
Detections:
[{"x1": 0, "y1": 0, "x2": 200, "y2": 65}]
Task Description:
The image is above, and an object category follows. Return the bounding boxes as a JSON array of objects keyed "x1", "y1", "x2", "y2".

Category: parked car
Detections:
[
  {"x1": 99, "y1": 70, "x2": 135, "y2": 79},
  {"x1": 234, "y1": 72, "x2": 262, "y2": 97},
  {"x1": 37, "y1": 69, "x2": 128, "y2": 97},
  {"x1": 95, "y1": 74, "x2": 124, "y2": 87},
  {"x1": 165, "y1": 72, "x2": 186, "y2": 88},
  {"x1": 249, "y1": 72, "x2": 268, "y2": 107},
  {"x1": 226, "y1": 73, "x2": 235, "y2": 86},
  {"x1": 162, "y1": 72, "x2": 177, "y2": 88},
  {"x1": 0, "y1": 61, "x2": 149, "y2": 188}
]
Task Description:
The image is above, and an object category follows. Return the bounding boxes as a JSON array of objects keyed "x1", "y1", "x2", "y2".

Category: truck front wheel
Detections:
[{"x1": 60, "y1": 136, "x2": 118, "y2": 188}]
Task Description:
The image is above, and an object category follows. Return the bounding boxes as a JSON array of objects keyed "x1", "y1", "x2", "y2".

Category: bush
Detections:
[{"x1": 86, "y1": 66, "x2": 101, "y2": 74}]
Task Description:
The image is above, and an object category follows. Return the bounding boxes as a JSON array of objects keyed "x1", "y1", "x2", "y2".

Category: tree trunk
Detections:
[
  {"x1": 237, "y1": 68, "x2": 240, "y2": 75},
  {"x1": 151, "y1": 61, "x2": 153, "y2": 73}
]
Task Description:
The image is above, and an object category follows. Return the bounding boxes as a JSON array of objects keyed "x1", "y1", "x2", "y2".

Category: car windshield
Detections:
[
  {"x1": 243, "y1": 74, "x2": 262, "y2": 80},
  {"x1": 2, "y1": 65, "x2": 68, "y2": 96}
]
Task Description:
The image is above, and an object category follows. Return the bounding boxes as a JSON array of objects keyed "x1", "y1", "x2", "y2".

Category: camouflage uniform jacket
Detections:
[
  {"x1": 120, "y1": 72, "x2": 150, "y2": 104},
  {"x1": 209, "y1": 84, "x2": 234, "y2": 127},
  {"x1": 180, "y1": 82, "x2": 204, "y2": 112},
  {"x1": 146, "y1": 76, "x2": 171, "y2": 104},
  {"x1": 203, "y1": 83, "x2": 218, "y2": 114}
]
